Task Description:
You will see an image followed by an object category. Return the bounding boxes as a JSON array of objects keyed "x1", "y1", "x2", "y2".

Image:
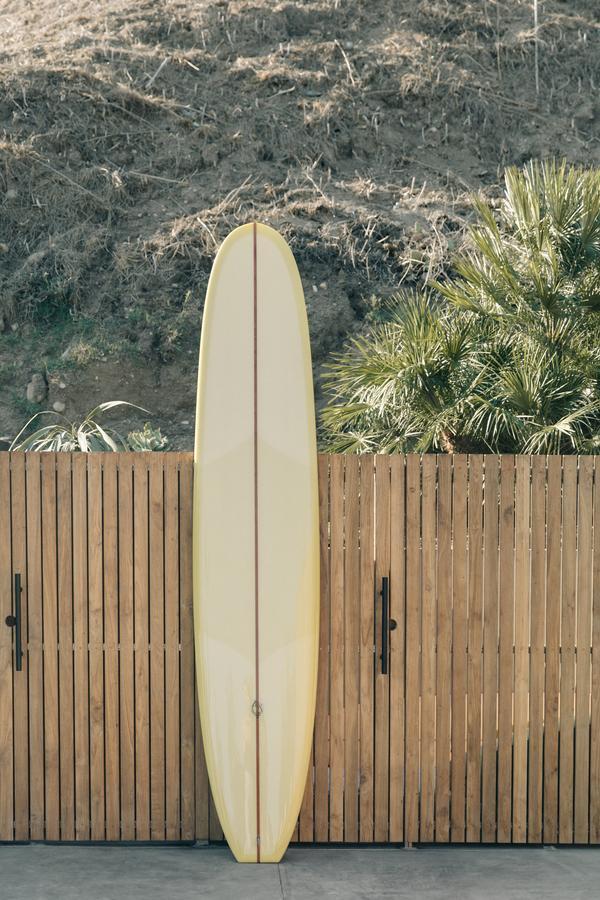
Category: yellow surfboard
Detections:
[{"x1": 193, "y1": 223, "x2": 319, "y2": 863}]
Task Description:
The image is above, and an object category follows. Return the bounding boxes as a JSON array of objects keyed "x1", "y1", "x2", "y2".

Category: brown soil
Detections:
[{"x1": 0, "y1": 0, "x2": 598, "y2": 448}]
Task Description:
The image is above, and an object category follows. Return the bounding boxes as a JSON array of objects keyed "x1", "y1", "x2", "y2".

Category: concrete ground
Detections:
[{"x1": 1, "y1": 843, "x2": 599, "y2": 899}]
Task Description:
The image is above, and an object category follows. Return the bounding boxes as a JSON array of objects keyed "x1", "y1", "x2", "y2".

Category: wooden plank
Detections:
[
  {"x1": 148, "y1": 453, "x2": 165, "y2": 841},
  {"x1": 481, "y1": 456, "x2": 499, "y2": 843},
  {"x1": 343, "y1": 455, "x2": 360, "y2": 842},
  {"x1": 209, "y1": 788, "x2": 223, "y2": 841},
  {"x1": 56, "y1": 454, "x2": 74, "y2": 841},
  {"x1": 134, "y1": 456, "x2": 150, "y2": 839},
  {"x1": 497, "y1": 455, "x2": 515, "y2": 843},
  {"x1": 450, "y1": 455, "x2": 468, "y2": 842},
  {"x1": 298, "y1": 744, "x2": 314, "y2": 842},
  {"x1": 165, "y1": 455, "x2": 181, "y2": 840},
  {"x1": 358, "y1": 455, "x2": 374, "y2": 842},
  {"x1": 420, "y1": 454, "x2": 436, "y2": 842},
  {"x1": 118, "y1": 454, "x2": 136, "y2": 841},
  {"x1": 389, "y1": 455, "x2": 405, "y2": 843},
  {"x1": 179, "y1": 457, "x2": 198, "y2": 840},
  {"x1": 591, "y1": 459, "x2": 600, "y2": 843},
  {"x1": 194, "y1": 693, "x2": 209, "y2": 841},
  {"x1": 560, "y1": 455, "x2": 577, "y2": 843},
  {"x1": 374, "y1": 455, "x2": 391, "y2": 842},
  {"x1": 10, "y1": 454, "x2": 28, "y2": 840},
  {"x1": 404, "y1": 454, "x2": 421, "y2": 843},
  {"x1": 72, "y1": 454, "x2": 90, "y2": 840},
  {"x1": 512, "y1": 456, "x2": 530, "y2": 844},
  {"x1": 575, "y1": 457, "x2": 593, "y2": 843},
  {"x1": 466, "y1": 455, "x2": 483, "y2": 843},
  {"x1": 314, "y1": 454, "x2": 330, "y2": 842},
  {"x1": 544, "y1": 454, "x2": 562, "y2": 843},
  {"x1": 528, "y1": 455, "x2": 546, "y2": 844},
  {"x1": 0, "y1": 455, "x2": 13, "y2": 840},
  {"x1": 329, "y1": 454, "x2": 345, "y2": 842},
  {"x1": 435, "y1": 454, "x2": 452, "y2": 842},
  {"x1": 103, "y1": 455, "x2": 120, "y2": 840},
  {"x1": 41, "y1": 454, "x2": 60, "y2": 840},
  {"x1": 149, "y1": 454, "x2": 166, "y2": 840},
  {"x1": 26, "y1": 452, "x2": 44, "y2": 840},
  {"x1": 87, "y1": 453, "x2": 105, "y2": 840}
]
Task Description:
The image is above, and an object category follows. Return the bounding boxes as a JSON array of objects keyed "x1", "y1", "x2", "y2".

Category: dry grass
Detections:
[{"x1": 0, "y1": 0, "x2": 598, "y2": 443}]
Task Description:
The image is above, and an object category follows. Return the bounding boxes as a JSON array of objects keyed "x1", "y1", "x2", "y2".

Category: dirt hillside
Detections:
[{"x1": 0, "y1": 0, "x2": 598, "y2": 448}]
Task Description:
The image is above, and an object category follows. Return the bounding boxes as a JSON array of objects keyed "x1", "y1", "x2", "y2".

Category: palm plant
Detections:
[
  {"x1": 322, "y1": 160, "x2": 600, "y2": 454},
  {"x1": 10, "y1": 401, "x2": 147, "y2": 451}
]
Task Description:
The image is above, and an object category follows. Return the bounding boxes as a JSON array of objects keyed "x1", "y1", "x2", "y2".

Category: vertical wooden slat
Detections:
[
  {"x1": 41, "y1": 454, "x2": 60, "y2": 840},
  {"x1": 165, "y1": 456, "x2": 181, "y2": 840},
  {"x1": 591, "y1": 459, "x2": 600, "y2": 843},
  {"x1": 72, "y1": 454, "x2": 89, "y2": 840},
  {"x1": 134, "y1": 456, "x2": 150, "y2": 840},
  {"x1": 56, "y1": 454, "x2": 74, "y2": 841},
  {"x1": 528, "y1": 456, "x2": 546, "y2": 844},
  {"x1": 298, "y1": 749, "x2": 314, "y2": 842},
  {"x1": 435, "y1": 455, "x2": 452, "y2": 842},
  {"x1": 389, "y1": 455, "x2": 405, "y2": 843},
  {"x1": 193, "y1": 691, "x2": 209, "y2": 841},
  {"x1": 179, "y1": 458, "x2": 198, "y2": 840},
  {"x1": 560, "y1": 456, "x2": 577, "y2": 843},
  {"x1": 512, "y1": 456, "x2": 530, "y2": 844},
  {"x1": 482, "y1": 456, "x2": 499, "y2": 843},
  {"x1": 343, "y1": 455, "x2": 360, "y2": 842},
  {"x1": 575, "y1": 457, "x2": 593, "y2": 843},
  {"x1": 404, "y1": 454, "x2": 421, "y2": 843},
  {"x1": 466, "y1": 455, "x2": 483, "y2": 843},
  {"x1": 374, "y1": 455, "x2": 391, "y2": 842},
  {"x1": 26, "y1": 452, "x2": 44, "y2": 840},
  {"x1": 103, "y1": 455, "x2": 120, "y2": 840},
  {"x1": 420, "y1": 455, "x2": 436, "y2": 842},
  {"x1": 118, "y1": 454, "x2": 135, "y2": 841},
  {"x1": 329, "y1": 455, "x2": 345, "y2": 842},
  {"x1": 208, "y1": 788, "x2": 223, "y2": 841},
  {"x1": 11, "y1": 455, "x2": 28, "y2": 840},
  {"x1": 149, "y1": 455, "x2": 165, "y2": 840},
  {"x1": 544, "y1": 454, "x2": 562, "y2": 843},
  {"x1": 0, "y1": 455, "x2": 13, "y2": 840},
  {"x1": 450, "y1": 455, "x2": 468, "y2": 842},
  {"x1": 497, "y1": 455, "x2": 515, "y2": 843},
  {"x1": 358, "y1": 455, "x2": 374, "y2": 842},
  {"x1": 88, "y1": 454, "x2": 104, "y2": 840},
  {"x1": 314, "y1": 454, "x2": 330, "y2": 842}
]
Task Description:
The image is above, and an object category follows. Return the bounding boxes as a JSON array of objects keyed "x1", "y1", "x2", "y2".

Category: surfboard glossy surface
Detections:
[{"x1": 193, "y1": 223, "x2": 319, "y2": 863}]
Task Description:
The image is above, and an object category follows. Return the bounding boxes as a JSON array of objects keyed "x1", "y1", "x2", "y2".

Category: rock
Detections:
[
  {"x1": 26, "y1": 373, "x2": 47, "y2": 404},
  {"x1": 52, "y1": 400, "x2": 66, "y2": 413}
]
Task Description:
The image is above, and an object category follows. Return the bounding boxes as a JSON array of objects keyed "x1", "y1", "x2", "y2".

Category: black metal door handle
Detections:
[
  {"x1": 5, "y1": 573, "x2": 23, "y2": 671},
  {"x1": 381, "y1": 576, "x2": 389, "y2": 674}
]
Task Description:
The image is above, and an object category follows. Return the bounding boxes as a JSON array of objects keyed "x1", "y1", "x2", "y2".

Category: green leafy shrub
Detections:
[
  {"x1": 10, "y1": 401, "x2": 147, "y2": 451},
  {"x1": 322, "y1": 160, "x2": 600, "y2": 454},
  {"x1": 127, "y1": 423, "x2": 168, "y2": 452}
]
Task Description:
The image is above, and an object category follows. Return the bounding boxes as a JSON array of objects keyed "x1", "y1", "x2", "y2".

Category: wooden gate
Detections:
[
  {"x1": 0, "y1": 452, "x2": 218, "y2": 842},
  {"x1": 1, "y1": 452, "x2": 600, "y2": 844}
]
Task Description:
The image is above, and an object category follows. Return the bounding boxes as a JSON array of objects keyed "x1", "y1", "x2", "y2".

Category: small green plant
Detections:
[
  {"x1": 127, "y1": 423, "x2": 168, "y2": 452},
  {"x1": 10, "y1": 401, "x2": 147, "y2": 452}
]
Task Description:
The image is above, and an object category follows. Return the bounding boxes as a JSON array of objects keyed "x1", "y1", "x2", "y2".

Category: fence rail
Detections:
[{"x1": 0, "y1": 452, "x2": 599, "y2": 844}]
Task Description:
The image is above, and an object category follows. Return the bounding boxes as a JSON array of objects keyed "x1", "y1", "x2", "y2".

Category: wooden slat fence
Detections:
[{"x1": 1, "y1": 452, "x2": 600, "y2": 844}]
